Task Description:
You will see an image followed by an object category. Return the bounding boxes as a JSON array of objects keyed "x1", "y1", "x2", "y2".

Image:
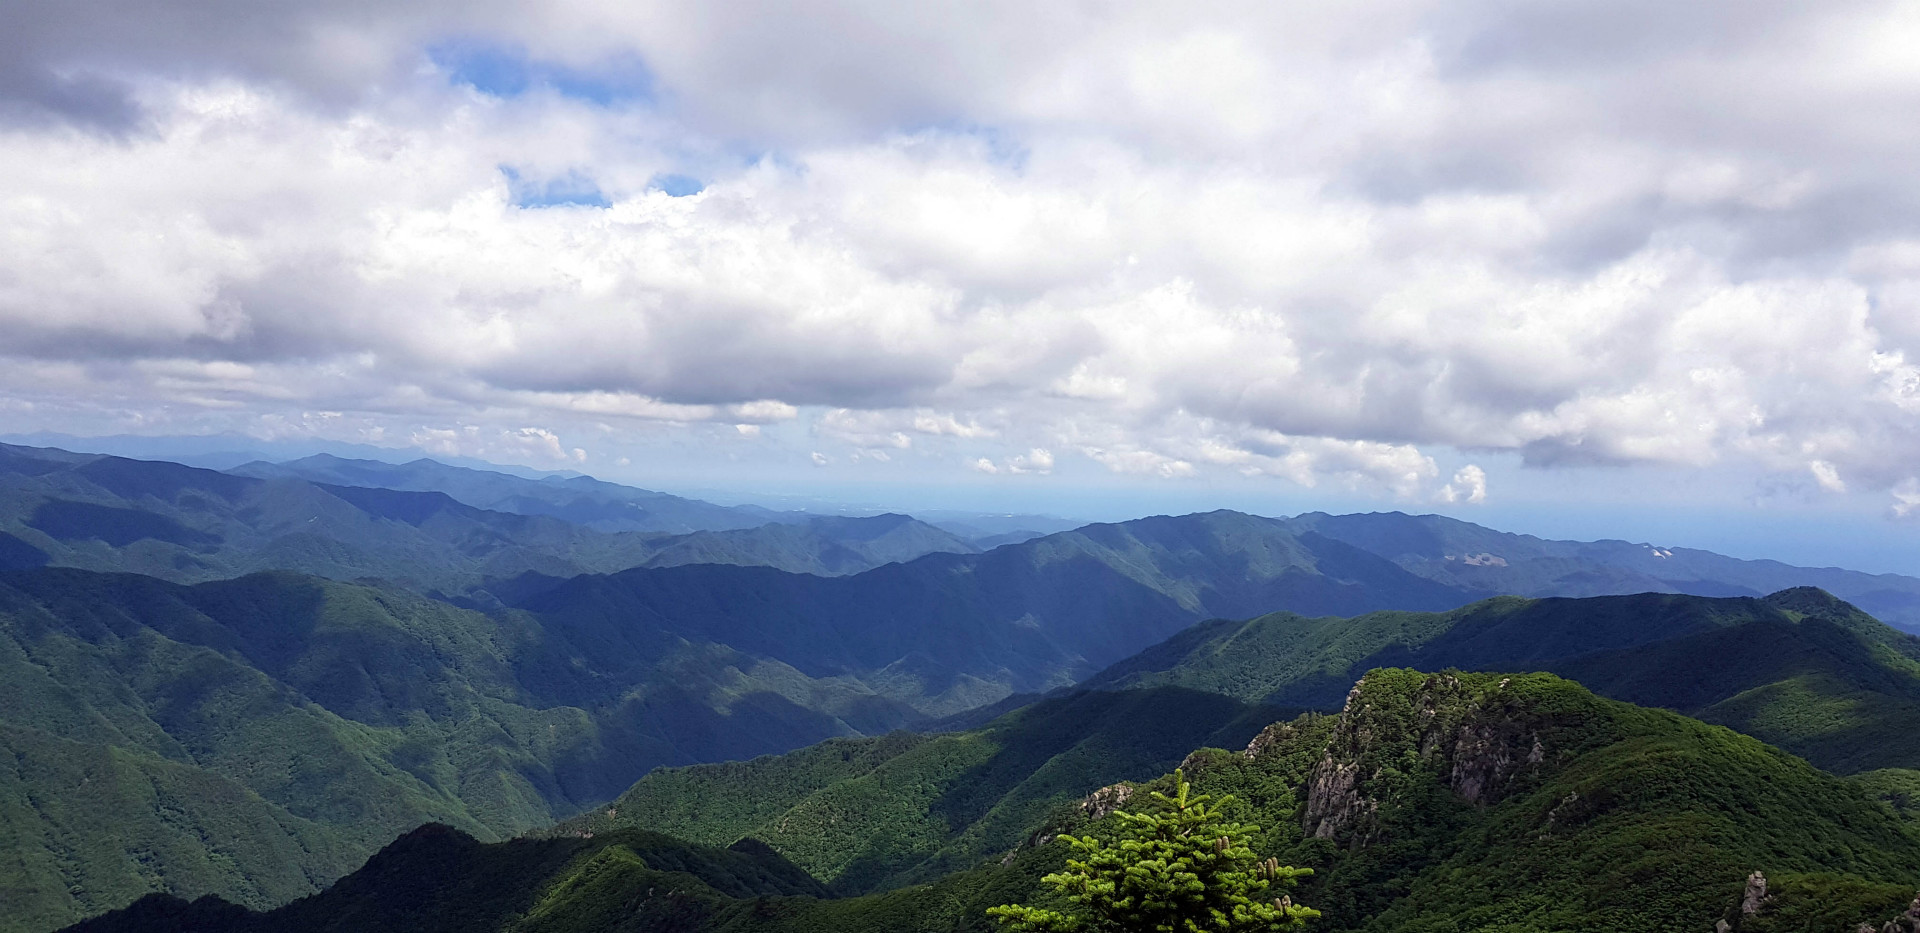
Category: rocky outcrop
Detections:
[
  {"x1": 1452, "y1": 721, "x2": 1521, "y2": 805},
  {"x1": 1739, "y1": 871, "x2": 1768, "y2": 917},
  {"x1": 1710, "y1": 870, "x2": 1769, "y2": 932},
  {"x1": 1079, "y1": 783, "x2": 1135, "y2": 822},
  {"x1": 1302, "y1": 757, "x2": 1373, "y2": 840},
  {"x1": 1243, "y1": 720, "x2": 1300, "y2": 760},
  {"x1": 1299, "y1": 672, "x2": 1554, "y2": 846}
]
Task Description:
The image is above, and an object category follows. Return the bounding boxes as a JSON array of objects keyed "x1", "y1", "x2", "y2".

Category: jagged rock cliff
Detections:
[{"x1": 1298, "y1": 672, "x2": 1561, "y2": 844}]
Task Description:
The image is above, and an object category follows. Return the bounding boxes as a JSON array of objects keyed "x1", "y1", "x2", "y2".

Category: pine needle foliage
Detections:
[{"x1": 988, "y1": 770, "x2": 1318, "y2": 933}]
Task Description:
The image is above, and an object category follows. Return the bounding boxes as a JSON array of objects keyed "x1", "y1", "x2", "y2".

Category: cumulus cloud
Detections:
[
  {"x1": 2, "y1": 0, "x2": 1920, "y2": 504},
  {"x1": 972, "y1": 448, "x2": 1053, "y2": 476},
  {"x1": 1439, "y1": 465, "x2": 1489, "y2": 504}
]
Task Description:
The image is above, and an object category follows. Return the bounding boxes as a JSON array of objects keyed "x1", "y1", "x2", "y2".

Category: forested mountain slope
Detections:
[
  {"x1": 550, "y1": 686, "x2": 1291, "y2": 894},
  {"x1": 68, "y1": 672, "x2": 1920, "y2": 933},
  {"x1": 0, "y1": 567, "x2": 924, "y2": 932},
  {"x1": 1086, "y1": 586, "x2": 1920, "y2": 773},
  {"x1": 507, "y1": 511, "x2": 1470, "y2": 713}
]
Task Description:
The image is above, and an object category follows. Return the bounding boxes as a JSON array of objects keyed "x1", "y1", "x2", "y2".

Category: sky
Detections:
[{"x1": 5, "y1": 0, "x2": 1920, "y2": 572}]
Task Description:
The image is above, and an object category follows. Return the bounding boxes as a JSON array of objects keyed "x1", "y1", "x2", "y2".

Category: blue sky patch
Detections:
[
  {"x1": 649, "y1": 174, "x2": 705, "y2": 197},
  {"x1": 501, "y1": 166, "x2": 612, "y2": 209},
  {"x1": 431, "y1": 40, "x2": 652, "y2": 106}
]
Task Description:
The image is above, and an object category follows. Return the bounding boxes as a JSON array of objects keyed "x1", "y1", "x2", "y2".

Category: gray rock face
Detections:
[
  {"x1": 1738, "y1": 871, "x2": 1768, "y2": 917},
  {"x1": 1302, "y1": 758, "x2": 1369, "y2": 840},
  {"x1": 1298, "y1": 672, "x2": 1550, "y2": 845},
  {"x1": 1451, "y1": 721, "x2": 1520, "y2": 805},
  {"x1": 1079, "y1": 783, "x2": 1135, "y2": 822}
]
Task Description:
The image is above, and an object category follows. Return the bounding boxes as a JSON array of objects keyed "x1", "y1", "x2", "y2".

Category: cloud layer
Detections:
[{"x1": 4, "y1": 0, "x2": 1920, "y2": 507}]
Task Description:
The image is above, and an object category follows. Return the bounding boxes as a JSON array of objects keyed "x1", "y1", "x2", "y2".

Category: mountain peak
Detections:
[{"x1": 1763, "y1": 585, "x2": 1855, "y2": 616}]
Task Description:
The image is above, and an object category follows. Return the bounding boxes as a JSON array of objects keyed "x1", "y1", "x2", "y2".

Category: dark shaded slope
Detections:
[
  {"x1": 515, "y1": 512, "x2": 1475, "y2": 712},
  {"x1": 64, "y1": 824, "x2": 826, "y2": 933}
]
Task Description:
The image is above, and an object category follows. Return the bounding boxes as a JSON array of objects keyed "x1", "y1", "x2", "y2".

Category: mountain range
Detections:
[
  {"x1": 1086, "y1": 586, "x2": 1920, "y2": 775},
  {"x1": 228, "y1": 454, "x2": 789, "y2": 535},
  {"x1": 65, "y1": 670, "x2": 1920, "y2": 933},
  {"x1": 0, "y1": 445, "x2": 981, "y2": 600},
  {"x1": 9, "y1": 443, "x2": 1920, "y2": 636},
  {"x1": 12, "y1": 570, "x2": 1920, "y2": 931},
  {"x1": 9, "y1": 443, "x2": 1920, "y2": 930}
]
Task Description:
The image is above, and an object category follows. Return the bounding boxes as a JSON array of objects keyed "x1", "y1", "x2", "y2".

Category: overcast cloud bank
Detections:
[{"x1": 4, "y1": 0, "x2": 1920, "y2": 513}]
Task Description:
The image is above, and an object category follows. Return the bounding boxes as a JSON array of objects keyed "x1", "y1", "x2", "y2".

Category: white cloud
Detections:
[
  {"x1": 972, "y1": 447, "x2": 1053, "y2": 476},
  {"x1": 1439, "y1": 465, "x2": 1489, "y2": 504},
  {"x1": 1810, "y1": 460, "x2": 1847, "y2": 493},
  {"x1": 1010, "y1": 448, "x2": 1053, "y2": 474},
  {"x1": 2, "y1": 0, "x2": 1919, "y2": 503},
  {"x1": 1895, "y1": 478, "x2": 1920, "y2": 518}
]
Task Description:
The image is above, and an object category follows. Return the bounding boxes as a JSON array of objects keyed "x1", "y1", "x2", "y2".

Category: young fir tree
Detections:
[{"x1": 989, "y1": 771, "x2": 1318, "y2": 933}]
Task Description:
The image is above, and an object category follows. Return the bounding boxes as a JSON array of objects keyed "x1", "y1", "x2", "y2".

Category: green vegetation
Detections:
[
  {"x1": 0, "y1": 566, "x2": 926, "y2": 932},
  {"x1": 66, "y1": 671, "x2": 1920, "y2": 933},
  {"x1": 988, "y1": 770, "x2": 1317, "y2": 932},
  {"x1": 551, "y1": 687, "x2": 1289, "y2": 894},
  {"x1": 1088, "y1": 588, "x2": 1920, "y2": 774},
  {"x1": 1853, "y1": 768, "x2": 1920, "y2": 821},
  {"x1": 17, "y1": 441, "x2": 1920, "y2": 933},
  {"x1": 0, "y1": 723, "x2": 360, "y2": 933}
]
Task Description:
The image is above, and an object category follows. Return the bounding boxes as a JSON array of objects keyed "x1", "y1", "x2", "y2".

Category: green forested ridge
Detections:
[
  {"x1": 20, "y1": 574, "x2": 1920, "y2": 930},
  {"x1": 1854, "y1": 769, "x2": 1920, "y2": 820},
  {"x1": 1086, "y1": 587, "x2": 1920, "y2": 774},
  {"x1": 60, "y1": 823, "x2": 832, "y2": 933},
  {"x1": 0, "y1": 566, "x2": 925, "y2": 932},
  {"x1": 66, "y1": 672, "x2": 1920, "y2": 933},
  {"x1": 15, "y1": 445, "x2": 1920, "y2": 639},
  {"x1": 18, "y1": 441, "x2": 1920, "y2": 932},
  {"x1": 0, "y1": 722, "x2": 361, "y2": 933},
  {"x1": 551, "y1": 687, "x2": 1291, "y2": 894},
  {"x1": 506, "y1": 510, "x2": 1475, "y2": 718}
]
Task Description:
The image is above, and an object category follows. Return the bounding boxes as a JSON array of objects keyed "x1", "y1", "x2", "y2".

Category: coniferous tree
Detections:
[{"x1": 988, "y1": 771, "x2": 1318, "y2": 932}]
